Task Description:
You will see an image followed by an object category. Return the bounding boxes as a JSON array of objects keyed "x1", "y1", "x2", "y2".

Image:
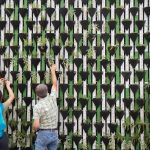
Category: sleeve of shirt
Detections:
[
  {"x1": 3, "y1": 102, "x2": 9, "y2": 112},
  {"x1": 33, "y1": 105, "x2": 41, "y2": 120},
  {"x1": 50, "y1": 90, "x2": 57, "y2": 98}
]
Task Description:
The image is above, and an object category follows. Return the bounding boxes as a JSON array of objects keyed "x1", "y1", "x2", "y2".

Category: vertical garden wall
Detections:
[{"x1": 0, "y1": 0, "x2": 150, "y2": 149}]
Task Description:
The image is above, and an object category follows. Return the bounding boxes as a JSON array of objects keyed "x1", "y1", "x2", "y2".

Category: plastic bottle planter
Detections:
[
  {"x1": 105, "y1": 72, "x2": 115, "y2": 82},
  {"x1": 17, "y1": 83, "x2": 27, "y2": 93},
  {"x1": 19, "y1": 8, "x2": 28, "y2": 18},
  {"x1": 135, "y1": 20, "x2": 145, "y2": 30},
  {"x1": 86, "y1": 134, "x2": 96, "y2": 145},
  {"x1": 92, "y1": 71, "x2": 103, "y2": 81},
  {"x1": 122, "y1": 19, "x2": 132, "y2": 30},
  {"x1": 19, "y1": 33, "x2": 27, "y2": 42},
  {"x1": 46, "y1": 33, "x2": 55, "y2": 42},
  {"x1": 16, "y1": 106, "x2": 26, "y2": 119},
  {"x1": 130, "y1": 110, "x2": 139, "y2": 121},
  {"x1": 107, "y1": 98, "x2": 116, "y2": 108},
  {"x1": 87, "y1": 58, "x2": 96, "y2": 67},
  {"x1": 66, "y1": 96, "x2": 75, "y2": 107},
  {"x1": 144, "y1": 58, "x2": 150, "y2": 68},
  {"x1": 10, "y1": 45, "x2": 20, "y2": 55},
  {"x1": 115, "y1": 7, "x2": 125, "y2": 18},
  {"x1": 10, "y1": 20, "x2": 20, "y2": 30},
  {"x1": 52, "y1": 45, "x2": 61, "y2": 56},
  {"x1": 88, "y1": 34, "x2": 96, "y2": 44},
  {"x1": 115, "y1": 58, "x2": 124, "y2": 68},
  {"x1": 5, "y1": 33, "x2": 14, "y2": 42},
  {"x1": 129, "y1": 7, "x2": 139, "y2": 17},
  {"x1": 72, "y1": 134, "x2": 82, "y2": 146},
  {"x1": 144, "y1": 7, "x2": 150, "y2": 16},
  {"x1": 32, "y1": 8, "x2": 41, "y2": 17},
  {"x1": 72, "y1": 109, "x2": 82, "y2": 119},
  {"x1": 78, "y1": 96, "x2": 88, "y2": 108},
  {"x1": 23, "y1": 71, "x2": 31, "y2": 81},
  {"x1": 79, "y1": 71, "x2": 89, "y2": 81},
  {"x1": 31, "y1": 58, "x2": 41, "y2": 68},
  {"x1": 101, "y1": 33, "x2": 110, "y2": 43},
  {"x1": 115, "y1": 109, "x2": 125, "y2": 120},
  {"x1": 93, "y1": 21, "x2": 103, "y2": 30},
  {"x1": 121, "y1": 71, "x2": 131, "y2": 81},
  {"x1": 101, "y1": 110, "x2": 110, "y2": 120},
  {"x1": 23, "y1": 97, "x2": 33, "y2": 106},
  {"x1": 0, "y1": 45, "x2": 6, "y2": 55},
  {"x1": 80, "y1": 20, "x2": 89, "y2": 30},
  {"x1": 94, "y1": 122, "x2": 104, "y2": 133},
  {"x1": 108, "y1": 20, "x2": 117, "y2": 30},
  {"x1": 115, "y1": 33, "x2": 125, "y2": 43},
  {"x1": 101, "y1": 59, "x2": 110, "y2": 69},
  {"x1": 46, "y1": 7, "x2": 55, "y2": 18},
  {"x1": 129, "y1": 84, "x2": 139, "y2": 94},
  {"x1": 73, "y1": 83, "x2": 83, "y2": 93},
  {"x1": 136, "y1": 98, "x2": 144, "y2": 108},
  {"x1": 59, "y1": 134, "x2": 67, "y2": 144},
  {"x1": 86, "y1": 110, "x2": 96, "y2": 120},
  {"x1": 0, "y1": 20, "x2": 6, "y2": 30},
  {"x1": 10, "y1": 71, "x2": 19, "y2": 80},
  {"x1": 60, "y1": 108, "x2": 69, "y2": 120},
  {"x1": 123, "y1": 98, "x2": 133, "y2": 109},
  {"x1": 21, "y1": 121, "x2": 31, "y2": 132},
  {"x1": 66, "y1": 21, "x2": 75, "y2": 31},
  {"x1": 101, "y1": 7, "x2": 110, "y2": 18},
  {"x1": 39, "y1": 20, "x2": 48, "y2": 29},
  {"x1": 52, "y1": 20, "x2": 61, "y2": 30},
  {"x1": 129, "y1": 58, "x2": 139, "y2": 68},
  {"x1": 24, "y1": 45, "x2": 34, "y2": 55},
  {"x1": 81, "y1": 122, "x2": 91, "y2": 133},
  {"x1": 66, "y1": 70, "x2": 76, "y2": 81},
  {"x1": 0, "y1": 70, "x2": 6, "y2": 78},
  {"x1": 65, "y1": 46, "x2": 75, "y2": 55},
  {"x1": 136, "y1": 45, "x2": 146, "y2": 55},
  {"x1": 32, "y1": 33, "x2": 41, "y2": 41},
  {"x1": 74, "y1": 33, "x2": 83, "y2": 43},
  {"x1": 87, "y1": 84, "x2": 96, "y2": 93},
  {"x1": 94, "y1": 46, "x2": 103, "y2": 56},
  {"x1": 5, "y1": 8, "x2": 14, "y2": 17},
  {"x1": 38, "y1": 71, "x2": 46, "y2": 81},
  {"x1": 65, "y1": 122, "x2": 75, "y2": 132},
  {"x1": 144, "y1": 32, "x2": 150, "y2": 42},
  {"x1": 115, "y1": 84, "x2": 125, "y2": 94},
  {"x1": 60, "y1": 83, "x2": 68, "y2": 93},
  {"x1": 108, "y1": 123, "x2": 118, "y2": 133},
  {"x1": 101, "y1": 84, "x2": 111, "y2": 93},
  {"x1": 129, "y1": 32, "x2": 139, "y2": 43},
  {"x1": 73, "y1": 58, "x2": 83, "y2": 68},
  {"x1": 3, "y1": 58, "x2": 12, "y2": 68},
  {"x1": 9, "y1": 119, "x2": 18, "y2": 132},
  {"x1": 92, "y1": 97, "x2": 102, "y2": 108},
  {"x1": 59, "y1": 8, "x2": 68, "y2": 18},
  {"x1": 101, "y1": 136, "x2": 110, "y2": 146}
]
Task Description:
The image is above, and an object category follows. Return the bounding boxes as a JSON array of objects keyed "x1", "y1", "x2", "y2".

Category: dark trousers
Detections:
[{"x1": 0, "y1": 133, "x2": 8, "y2": 150}]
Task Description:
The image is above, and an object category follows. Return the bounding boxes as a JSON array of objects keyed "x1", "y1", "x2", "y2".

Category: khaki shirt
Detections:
[{"x1": 33, "y1": 90, "x2": 58, "y2": 129}]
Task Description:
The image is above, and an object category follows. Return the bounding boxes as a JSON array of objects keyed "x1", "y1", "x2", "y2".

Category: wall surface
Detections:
[{"x1": 0, "y1": 0, "x2": 150, "y2": 149}]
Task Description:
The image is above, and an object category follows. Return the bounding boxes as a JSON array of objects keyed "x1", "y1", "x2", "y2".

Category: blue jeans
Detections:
[{"x1": 35, "y1": 130, "x2": 58, "y2": 150}]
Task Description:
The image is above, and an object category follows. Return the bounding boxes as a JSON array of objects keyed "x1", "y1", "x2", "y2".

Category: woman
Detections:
[{"x1": 0, "y1": 79, "x2": 15, "y2": 150}]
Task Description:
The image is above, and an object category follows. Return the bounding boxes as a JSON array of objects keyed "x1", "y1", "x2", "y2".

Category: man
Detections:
[
  {"x1": 0, "y1": 79, "x2": 15, "y2": 150},
  {"x1": 32, "y1": 64, "x2": 58, "y2": 150}
]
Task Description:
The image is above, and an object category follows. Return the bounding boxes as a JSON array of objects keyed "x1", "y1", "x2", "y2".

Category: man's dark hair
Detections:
[{"x1": 35, "y1": 84, "x2": 48, "y2": 98}]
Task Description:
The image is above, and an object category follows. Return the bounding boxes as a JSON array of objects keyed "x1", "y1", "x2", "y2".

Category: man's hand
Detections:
[
  {"x1": 5, "y1": 80, "x2": 11, "y2": 87},
  {"x1": 0, "y1": 78, "x2": 5, "y2": 85}
]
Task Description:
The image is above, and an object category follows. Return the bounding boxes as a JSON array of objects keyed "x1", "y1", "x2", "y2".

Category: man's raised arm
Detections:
[{"x1": 50, "y1": 64, "x2": 57, "y2": 91}]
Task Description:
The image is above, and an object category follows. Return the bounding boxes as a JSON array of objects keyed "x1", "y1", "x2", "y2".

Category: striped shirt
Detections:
[{"x1": 33, "y1": 90, "x2": 58, "y2": 129}]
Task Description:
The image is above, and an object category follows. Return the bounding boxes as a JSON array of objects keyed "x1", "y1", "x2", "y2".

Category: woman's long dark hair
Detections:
[{"x1": 0, "y1": 90, "x2": 2, "y2": 102}]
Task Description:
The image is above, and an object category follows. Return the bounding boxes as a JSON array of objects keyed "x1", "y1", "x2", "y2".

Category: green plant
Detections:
[
  {"x1": 16, "y1": 131, "x2": 26, "y2": 147},
  {"x1": 124, "y1": 140, "x2": 131, "y2": 150},
  {"x1": 64, "y1": 136, "x2": 72, "y2": 150},
  {"x1": 79, "y1": 142, "x2": 88, "y2": 150},
  {"x1": 31, "y1": 71, "x2": 37, "y2": 83}
]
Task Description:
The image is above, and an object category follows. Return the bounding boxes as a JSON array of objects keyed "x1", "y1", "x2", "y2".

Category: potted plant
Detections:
[
  {"x1": 94, "y1": 121, "x2": 104, "y2": 133},
  {"x1": 72, "y1": 132, "x2": 82, "y2": 146},
  {"x1": 115, "y1": 108, "x2": 125, "y2": 120},
  {"x1": 73, "y1": 80, "x2": 83, "y2": 93},
  {"x1": 73, "y1": 107, "x2": 82, "y2": 119},
  {"x1": 81, "y1": 119, "x2": 91, "y2": 133},
  {"x1": 101, "y1": 7, "x2": 110, "y2": 18},
  {"x1": 108, "y1": 19, "x2": 117, "y2": 30},
  {"x1": 60, "y1": 107, "x2": 68, "y2": 120},
  {"x1": 38, "y1": 38, "x2": 47, "y2": 54},
  {"x1": 16, "y1": 106, "x2": 26, "y2": 119},
  {"x1": 18, "y1": 7, "x2": 28, "y2": 18},
  {"x1": 0, "y1": 42, "x2": 6, "y2": 55},
  {"x1": 32, "y1": 3, "x2": 41, "y2": 17},
  {"x1": 9, "y1": 119, "x2": 18, "y2": 132},
  {"x1": 115, "y1": 6, "x2": 124, "y2": 17},
  {"x1": 66, "y1": 95, "x2": 75, "y2": 107},
  {"x1": 78, "y1": 95, "x2": 89, "y2": 108}
]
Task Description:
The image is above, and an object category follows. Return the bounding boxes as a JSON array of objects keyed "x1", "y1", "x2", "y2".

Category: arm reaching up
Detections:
[
  {"x1": 3, "y1": 80, "x2": 15, "y2": 110},
  {"x1": 50, "y1": 64, "x2": 57, "y2": 91}
]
